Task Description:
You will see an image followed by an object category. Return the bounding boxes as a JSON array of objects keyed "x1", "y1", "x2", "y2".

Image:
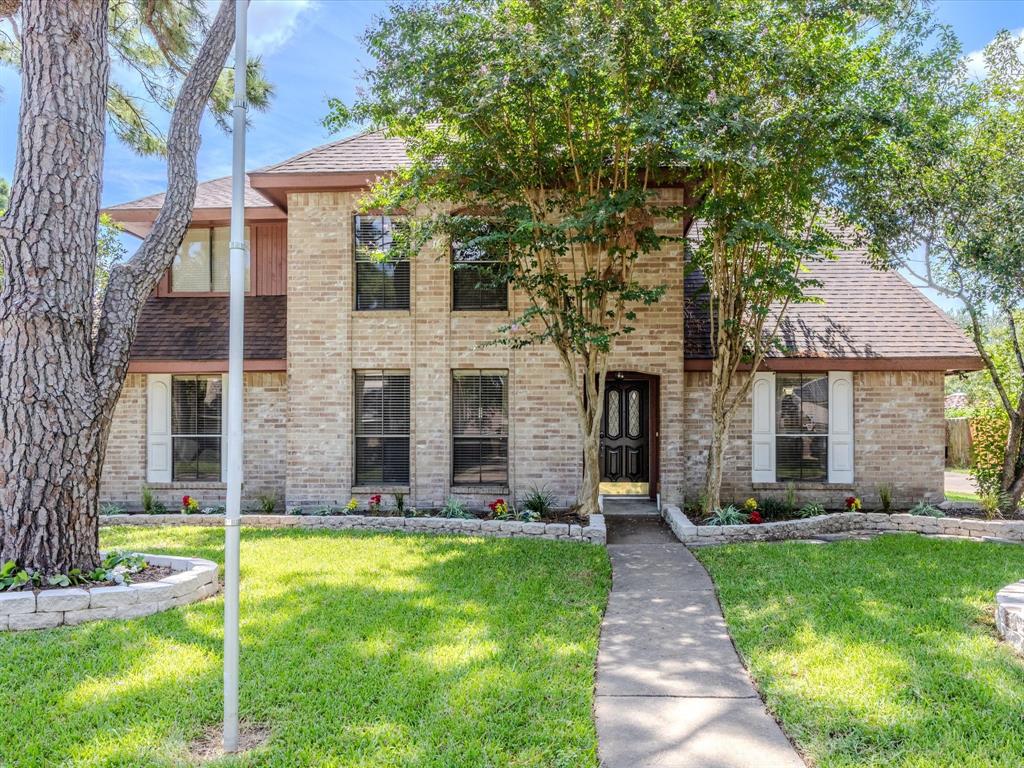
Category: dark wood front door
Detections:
[{"x1": 600, "y1": 378, "x2": 649, "y2": 486}]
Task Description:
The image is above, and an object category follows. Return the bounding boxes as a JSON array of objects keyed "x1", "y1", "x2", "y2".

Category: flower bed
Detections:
[
  {"x1": 662, "y1": 505, "x2": 1024, "y2": 546},
  {"x1": 99, "y1": 512, "x2": 607, "y2": 545},
  {"x1": 0, "y1": 554, "x2": 219, "y2": 632}
]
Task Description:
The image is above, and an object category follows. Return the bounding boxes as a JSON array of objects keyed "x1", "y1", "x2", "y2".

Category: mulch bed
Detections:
[{"x1": 28, "y1": 564, "x2": 173, "y2": 592}]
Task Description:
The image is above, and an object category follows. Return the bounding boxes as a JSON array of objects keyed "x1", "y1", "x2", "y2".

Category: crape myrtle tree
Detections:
[
  {"x1": 685, "y1": 0, "x2": 961, "y2": 513},
  {"x1": 860, "y1": 31, "x2": 1024, "y2": 512},
  {"x1": 0, "y1": 0, "x2": 269, "y2": 573},
  {"x1": 326, "y1": 0, "x2": 709, "y2": 517}
]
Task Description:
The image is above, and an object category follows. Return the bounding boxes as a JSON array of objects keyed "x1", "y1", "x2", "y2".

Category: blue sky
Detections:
[{"x1": 1, "y1": 0, "x2": 1021, "y2": 309}]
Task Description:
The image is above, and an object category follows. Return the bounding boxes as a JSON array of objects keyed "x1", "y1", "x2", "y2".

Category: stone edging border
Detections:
[
  {"x1": 0, "y1": 554, "x2": 219, "y2": 632},
  {"x1": 99, "y1": 512, "x2": 607, "y2": 545},
  {"x1": 997, "y1": 582, "x2": 1024, "y2": 655},
  {"x1": 660, "y1": 505, "x2": 1024, "y2": 546}
]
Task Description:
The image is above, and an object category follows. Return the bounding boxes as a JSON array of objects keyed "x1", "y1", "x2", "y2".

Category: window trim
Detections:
[
  {"x1": 451, "y1": 368, "x2": 509, "y2": 486},
  {"x1": 353, "y1": 369, "x2": 411, "y2": 487},
  {"x1": 450, "y1": 240, "x2": 509, "y2": 312},
  {"x1": 353, "y1": 214, "x2": 411, "y2": 312},
  {"x1": 169, "y1": 226, "x2": 252, "y2": 296}
]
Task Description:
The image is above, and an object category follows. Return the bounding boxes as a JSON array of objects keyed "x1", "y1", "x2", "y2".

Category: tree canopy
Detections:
[{"x1": 1, "y1": 0, "x2": 272, "y2": 155}]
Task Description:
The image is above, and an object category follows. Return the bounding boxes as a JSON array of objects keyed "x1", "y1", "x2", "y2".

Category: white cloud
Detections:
[
  {"x1": 246, "y1": 0, "x2": 317, "y2": 57},
  {"x1": 964, "y1": 27, "x2": 1024, "y2": 80}
]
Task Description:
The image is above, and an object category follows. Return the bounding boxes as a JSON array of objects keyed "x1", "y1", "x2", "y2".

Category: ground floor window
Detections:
[
  {"x1": 171, "y1": 375, "x2": 223, "y2": 481},
  {"x1": 774, "y1": 373, "x2": 828, "y2": 482},
  {"x1": 354, "y1": 370, "x2": 411, "y2": 485},
  {"x1": 452, "y1": 370, "x2": 508, "y2": 485}
]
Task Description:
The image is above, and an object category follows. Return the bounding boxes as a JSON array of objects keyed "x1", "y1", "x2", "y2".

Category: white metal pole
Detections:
[{"x1": 224, "y1": 0, "x2": 247, "y2": 754}]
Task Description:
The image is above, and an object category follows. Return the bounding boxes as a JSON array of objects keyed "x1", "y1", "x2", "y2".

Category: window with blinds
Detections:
[
  {"x1": 452, "y1": 239, "x2": 508, "y2": 311},
  {"x1": 775, "y1": 373, "x2": 828, "y2": 482},
  {"x1": 354, "y1": 370, "x2": 411, "y2": 485},
  {"x1": 171, "y1": 227, "x2": 250, "y2": 292},
  {"x1": 171, "y1": 375, "x2": 223, "y2": 481},
  {"x1": 354, "y1": 215, "x2": 410, "y2": 310},
  {"x1": 452, "y1": 370, "x2": 508, "y2": 485}
]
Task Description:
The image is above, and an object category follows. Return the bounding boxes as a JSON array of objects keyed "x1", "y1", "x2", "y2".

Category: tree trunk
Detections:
[
  {"x1": 580, "y1": 424, "x2": 602, "y2": 517},
  {"x1": 0, "y1": 0, "x2": 237, "y2": 573},
  {"x1": 704, "y1": 423, "x2": 727, "y2": 514},
  {"x1": 0, "y1": 0, "x2": 110, "y2": 572}
]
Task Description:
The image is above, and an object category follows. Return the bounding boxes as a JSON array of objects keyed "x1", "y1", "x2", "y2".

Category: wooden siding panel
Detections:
[{"x1": 255, "y1": 222, "x2": 287, "y2": 295}]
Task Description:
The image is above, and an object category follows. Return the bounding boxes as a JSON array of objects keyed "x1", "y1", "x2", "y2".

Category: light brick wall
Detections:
[
  {"x1": 99, "y1": 372, "x2": 287, "y2": 510},
  {"x1": 284, "y1": 190, "x2": 687, "y2": 512},
  {"x1": 682, "y1": 369, "x2": 946, "y2": 508}
]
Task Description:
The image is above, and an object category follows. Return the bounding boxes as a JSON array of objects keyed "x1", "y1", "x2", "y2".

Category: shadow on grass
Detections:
[
  {"x1": 0, "y1": 527, "x2": 610, "y2": 768},
  {"x1": 696, "y1": 535, "x2": 1024, "y2": 768}
]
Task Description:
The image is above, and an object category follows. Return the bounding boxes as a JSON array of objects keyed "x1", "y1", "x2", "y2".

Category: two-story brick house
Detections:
[{"x1": 101, "y1": 131, "x2": 982, "y2": 513}]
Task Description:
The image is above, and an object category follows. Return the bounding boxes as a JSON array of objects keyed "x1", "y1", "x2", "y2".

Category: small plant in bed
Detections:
[
  {"x1": 910, "y1": 501, "x2": 943, "y2": 517},
  {"x1": 440, "y1": 497, "x2": 473, "y2": 519},
  {"x1": 758, "y1": 496, "x2": 793, "y2": 521},
  {"x1": 705, "y1": 505, "x2": 747, "y2": 526},
  {"x1": 797, "y1": 502, "x2": 826, "y2": 518},
  {"x1": 522, "y1": 485, "x2": 556, "y2": 518},
  {"x1": 1, "y1": 550, "x2": 152, "y2": 592}
]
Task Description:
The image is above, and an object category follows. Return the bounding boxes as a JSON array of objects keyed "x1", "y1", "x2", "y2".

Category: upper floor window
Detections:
[
  {"x1": 452, "y1": 238, "x2": 508, "y2": 311},
  {"x1": 775, "y1": 373, "x2": 829, "y2": 482},
  {"x1": 172, "y1": 226, "x2": 250, "y2": 293},
  {"x1": 354, "y1": 215, "x2": 410, "y2": 310}
]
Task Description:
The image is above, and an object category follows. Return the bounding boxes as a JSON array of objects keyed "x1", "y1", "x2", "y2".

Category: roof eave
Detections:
[
  {"x1": 683, "y1": 355, "x2": 984, "y2": 373},
  {"x1": 247, "y1": 169, "x2": 397, "y2": 210},
  {"x1": 104, "y1": 204, "x2": 287, "y2": 237}
]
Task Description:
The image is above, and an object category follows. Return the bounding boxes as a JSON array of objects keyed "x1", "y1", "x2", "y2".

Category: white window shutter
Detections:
[
  {"x1": 828, "y1": 371, "x2": 855, "y2": 484},
  {"x1": 221, "y1": 373, "x2": 231, "y2": 483},
  {"x1": 146, "y1": 374, "x2": 173, "y2": 483},
  {"x1": 750, "y1": 371, "x2": 776, "y2": 483}
]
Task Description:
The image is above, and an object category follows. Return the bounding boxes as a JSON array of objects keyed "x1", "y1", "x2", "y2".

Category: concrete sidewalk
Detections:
[{"x1": 595, "y1": 514, "x2": 804, "y2": 768}]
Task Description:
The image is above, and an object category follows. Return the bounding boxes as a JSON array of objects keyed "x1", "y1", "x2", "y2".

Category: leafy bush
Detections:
[
  {"x1": 88, "y1": 551, "x2": 148, "y2": 585},
  {"x1": 684, "y1": 493, "x2": 707, "y2": 518},
  {"x1": 141, "y1": 486, "x2": 166, "y2": 515},
  {"x1": 878, "y1": 483, "x2": 893, "y2": 514},
  {"x1": 521, "y1": 485, "x2": 555, "y2": 518},
  {"x1": 393, "y1": 492, "x2": 406, "y2": 515},
  {"x1": 797, "y1": 502, "x2": 826, "y2": 518},
  {"x1": 99, "y1": 502, "x2": 124, "y2": 516},
  {"x1": 0, "y1": 560, "x2": 36, "y2": 591},
  {"x1": 979, "y1": 492, "x2": 1005, "y2": 520},
  {"x1": 705, "y1": 505, "x2": 747, "y2": 526},
  {"x1": 440, "y1": 497, "x2": 472, "y2": 519},
  {"x1": 971, "y1": 407, "x2": 1009, "y2": 497},
  {"x1": 909, "y1": 501, "x2": 943, "y2": 517},
  {"x1": 256, "y1": 493, "x2": 278, "y2": 514},
  {"x1": 287, "y1": 506, "x2": 304, "y2": 516},
  {"x1": 518, "y1": 508, "x2": 540, "y2": 523},
  {"x1": 758, "y1": 497, "x2": 792, "y2": 521},
  {"x1": 310, "y1": 506, "x2": 332, "y2": 517}
]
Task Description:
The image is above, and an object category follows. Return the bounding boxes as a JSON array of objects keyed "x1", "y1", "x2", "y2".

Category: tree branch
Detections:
[{"x1": 92, "y1": 0, "x2": 238, "y2": 408}]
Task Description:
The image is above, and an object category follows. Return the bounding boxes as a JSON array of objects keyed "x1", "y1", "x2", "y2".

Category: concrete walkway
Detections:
[{"x1": 595, "y1": 510, "x2": 805, "y2": 768}]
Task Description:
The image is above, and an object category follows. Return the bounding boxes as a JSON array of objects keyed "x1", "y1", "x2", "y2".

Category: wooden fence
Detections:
[{"x1": 946, "y1": 417, "x2": 973, "y2": 468}]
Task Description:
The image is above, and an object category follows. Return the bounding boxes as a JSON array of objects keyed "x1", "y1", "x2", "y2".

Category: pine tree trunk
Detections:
[
  {"x1": 0, "y1": 0, "x2": 110, "y2": 573},
  {"x1": 0, "y1": 0, "x2": 237, "y2": 573}
]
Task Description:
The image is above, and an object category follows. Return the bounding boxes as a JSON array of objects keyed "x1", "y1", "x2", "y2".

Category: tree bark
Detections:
[{"x1": 0, "y1": 0, "x2": 237, "y2": 573}]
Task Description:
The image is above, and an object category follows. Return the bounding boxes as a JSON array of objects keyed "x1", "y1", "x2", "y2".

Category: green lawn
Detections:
[
  {"x1": 0, "y1": 527, "x2": 610, "y2": 768},
  {"x1": 696, "y1": 536, "x2": 1024, "y2": 768}
]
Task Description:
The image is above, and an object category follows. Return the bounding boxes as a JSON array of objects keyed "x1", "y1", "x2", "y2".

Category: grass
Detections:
[
  {"x1": 696, "y1": 535, "x2": 1024, "y2": 768},
  {"x1": 944, "y1": 490, "x2": 981, "y2": 503},
  {"x1": 0, "y1": 527, "x2": 610, "y2": 768}
]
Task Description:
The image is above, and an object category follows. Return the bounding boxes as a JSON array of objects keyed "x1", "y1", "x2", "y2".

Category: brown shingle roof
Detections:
[
  {"x1": 107, "y1": 175, "x2": 277, "y2": 213},
  {"x1": 131, "y1": 296, "x2": 286, "y2": 360},
  {"x1": 255, "y1": 130, "x2": 409, "y2": 175},
  {"x1": 684, "y1": 251, "x2": 980, "y2": 367}
]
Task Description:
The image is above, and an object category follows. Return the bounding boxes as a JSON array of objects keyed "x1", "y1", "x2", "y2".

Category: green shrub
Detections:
[
  {"x1": 521, "y1": 485, "x2": 555, "y2": 518},
  {"x1": 99, "y1": 502, "x2": 124, "y2": 516},
  {"x1": 255, "y1": 493, "x2": 278, "y2": 514},
  {"x1": 971, "y1": 407, "x2": 1009, "y2": 497},
  {"x1": 797, "y1": 502, "x2": 826, "y2": 518},
  {"x1": 705, "y1": 505, "x2": 747, "y2": 526},
  {"x1": 758, "y1": 497, "x2": 792, "y2": 521},
  {"x1": 878, "y1": 483, "x2": 893, "y2": 514},
  {"x1": 784, "y1": 483, "x2": 797, "y2": 513},
  {"x1": 141, "y1": 486, "x2": 165, "y2": 515},
  {"x1": 393, "y1": 492, "x2": 406, "y2": 515},
  {"x1": 909, "y1": 501, "x2": 943, "y2": 517},
  {"x1": 979, "y1": 492, "x2": 1005, "y2": 520},
  {"x1": 440, "y1": 498, "x2": 472, "y2": 519}
]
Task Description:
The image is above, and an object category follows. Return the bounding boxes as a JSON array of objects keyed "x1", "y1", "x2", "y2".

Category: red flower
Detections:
[
  {"x1": 182, "y1": 495, "x2": 190, "y2": 506},
  {"x1": 749, "y1": 511, "x2": 763, "y2": 525},
  {"x1": 488, "y1": 498, "x2": 505, "y2": 512},
  {"x1": 369, "y1": 494, "x2": 381, "y2": 506}
]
